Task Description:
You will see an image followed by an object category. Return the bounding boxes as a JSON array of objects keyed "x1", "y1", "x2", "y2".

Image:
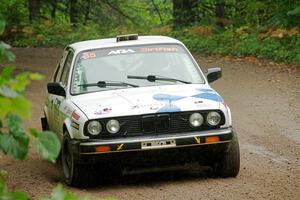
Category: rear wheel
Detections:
[
  {"x1": 41, "y1": 117, "x2": 49, "y2": 131},
  {"x1": 213, "y1": 130, "x2": 240, "y2": 177},
  {"x1": 62, "y1": 132, "x2": 95, "y2": 187}
]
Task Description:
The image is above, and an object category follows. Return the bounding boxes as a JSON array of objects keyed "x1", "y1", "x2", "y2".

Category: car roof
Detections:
[{"x1": 69, "y1": 35, "x2": 183, "y2": 52}]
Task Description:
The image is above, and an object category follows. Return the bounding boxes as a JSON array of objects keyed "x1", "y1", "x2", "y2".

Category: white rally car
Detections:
[{"x1": 42, "y1": 34, "x2": 240, "y2": 186}]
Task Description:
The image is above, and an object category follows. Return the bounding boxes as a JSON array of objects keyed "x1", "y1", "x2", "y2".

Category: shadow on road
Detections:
[{"x1": 80, "y1": 164, "x2": 214, "y2": 189}]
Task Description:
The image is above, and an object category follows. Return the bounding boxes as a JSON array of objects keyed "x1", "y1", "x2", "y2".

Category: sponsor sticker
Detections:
[
  {"x1": 107, "y1": 49, "x2": 135, "y2": 55},
  {"x1": 71, "y1": 110, "x2": 80, "y2": 120},
  {"x1": 80, "y1": 52, "x2": 96, "y2": 60},
  {"x1": 71, "y1": 121, "x2": 80, "y2": 130},
  {"x1": 94, "y1": 107, "x2": 112, "y2": 115},
  {"x1": 140, "y1": 47, "x2": 179, "y2": 53}
]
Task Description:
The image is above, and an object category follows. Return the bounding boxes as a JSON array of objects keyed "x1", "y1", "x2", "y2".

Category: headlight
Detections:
[
  {"x1": 206, "y1": 111, "x2": 221, "y2": 126},
  {"x1": 189, "y1": 113, "x2": 204, "y2": 127},
  {"x1": 106, "y1": 119, "x2": 120, "y2": 134},
  {"x1": 87, "y1": 120, "x2": 102, "y2": 135}
]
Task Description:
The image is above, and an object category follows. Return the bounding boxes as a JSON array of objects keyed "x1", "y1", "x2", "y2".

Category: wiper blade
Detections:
[
  {"x1": 127, "y1": 75, "x2": 191, "y2": 84},
  {"x1": 78, "y1": 81, "x2": 139, "y2": 88}
]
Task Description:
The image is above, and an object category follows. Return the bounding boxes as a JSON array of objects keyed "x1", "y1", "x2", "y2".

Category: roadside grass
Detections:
[{"x1": 173, "y1": 29, "x2": 300, "y2": 65}]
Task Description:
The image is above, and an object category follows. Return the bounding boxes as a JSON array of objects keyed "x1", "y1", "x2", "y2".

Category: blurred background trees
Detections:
[
  {"x1": 0, "y1": 0, "x2": 299, "y2": 64},
  {"x1": 4, "y1": 0, "x2": 297, "y2": 28}
]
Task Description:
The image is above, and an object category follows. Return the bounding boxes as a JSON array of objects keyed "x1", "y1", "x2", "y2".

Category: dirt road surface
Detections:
[{"x1": 1, "y1": 48, "x2": 299, "y2": 200}]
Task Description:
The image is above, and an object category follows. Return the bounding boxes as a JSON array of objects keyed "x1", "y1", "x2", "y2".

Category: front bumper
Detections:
[{"x1": 71, "y1": 127, "x2": 233, "y2": 155}]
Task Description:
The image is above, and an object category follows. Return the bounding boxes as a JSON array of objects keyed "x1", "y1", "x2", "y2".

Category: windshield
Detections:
[{"x1": 71, "y1": 44, "x2": 204, "y2": 94}]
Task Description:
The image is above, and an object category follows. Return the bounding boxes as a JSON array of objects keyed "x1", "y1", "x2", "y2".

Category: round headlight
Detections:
[
  {"x1": 106, "y1": 119, "x2": 120, "y2": 134},
  {"x1": 189, "y1": 113, "x2": 204, "y2": 127},
  {"x1": 206, "y1": 111, "x2": 221, "y2": 126},
  {"x1": 87, "y1": 121, "x2": 102, "y2": 135}
]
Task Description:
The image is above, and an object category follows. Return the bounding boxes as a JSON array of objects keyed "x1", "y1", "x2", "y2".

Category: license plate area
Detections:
[{"x1": 141, "y1": 139, "x2": 176, "y2": 150}]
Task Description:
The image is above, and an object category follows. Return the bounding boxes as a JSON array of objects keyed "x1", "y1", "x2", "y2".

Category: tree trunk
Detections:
[
  {"x1": 172, "y1": 0, "x2": 200, "y2": 29},
  {"x1": 51, "y1": 0, "x2": 57, "y2": 19},
  {"x1": 28, "y1": 0, "x2": 41, "y2": 22},
  {"x1": 84, "y1": 0, "x2": 91, "y2": 24},
  {"x1": 215, "y1": 0, "x2": 226, "y2": 28},
  {"x1": 70, "y1": 0, "x2": 79, "y2": 25}
]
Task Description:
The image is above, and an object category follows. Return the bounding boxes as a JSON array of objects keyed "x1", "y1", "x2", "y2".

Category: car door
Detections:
[
  {"x1": 47, "y1": 51, "x2": 67, "y2": 132},
  {"x1": 54, "y1": 50, "x2": 74, "y2": 134},
  {"x1": 47, "y1": 49, "x2": 74, "y2": 134}
]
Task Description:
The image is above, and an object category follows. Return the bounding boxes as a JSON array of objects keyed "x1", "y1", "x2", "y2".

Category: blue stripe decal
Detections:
[
  {"x1": 152, "y1": 89, "x2": 223, "y2": 113},
  {"x1": 192, "y1": 92, "x2": 220, "y2": 102},
  {"x1": 193, "y1": 88, "x2": 223, "y2": 102},
  {"x1": 153, "y1": 94, "x2": 185, "y2": 101},
  {"x1": 153, "y1": 94, "x2": 185, "y2": 112}
]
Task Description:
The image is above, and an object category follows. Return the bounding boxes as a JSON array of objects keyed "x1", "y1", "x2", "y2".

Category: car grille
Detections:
[{"x1": 84, "y1": 110, "x2": 225, "y2": 139}]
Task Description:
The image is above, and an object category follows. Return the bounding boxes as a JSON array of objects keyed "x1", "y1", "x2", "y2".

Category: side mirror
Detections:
[
  {"x1": 206, "y1": 67, "x2": 222, "y2": 83},
  {"x1": 47, "y1": 82, "x2": 66, "y2": 97}
]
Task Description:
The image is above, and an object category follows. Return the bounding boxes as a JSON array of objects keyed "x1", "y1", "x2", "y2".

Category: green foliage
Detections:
[
  {"x1": 0, "y1": 0, "x2": 27, "y2": 34},
  {"x1": 42, "y1": 184, "x2": 116, "y2": 200},
  {"x1": 42, "y1": 184, "x2": 89, "y2": 200},
  {"x1": 0, "y1": 17, "x2": 110, "y2": 200},
  {"x1": 0, "y1": 18, "x2": 69, "y2": 200},
  {"x1": 30, "y1": 129, "x2": 61, "y2": 163},
  {"x1": 0, "y1": 175, "x2": 29, "y2": 200},
  {"x1": 0, "y1": 20, "x2": 15, "y2": 61},
  {"x1": 173, "y1": 26, "x2": 300, "y2": 65},
  {"x1": 0, "y1": 115, "x2": 29, "y2": 160},
  {"x1": 1, "y1": 0, "x2": 299, "y2": 65},
  {"x1": 0, "y1": 18, "x2": 61, "y2": 162},
  {"x1": 0, "y1": 66, "x2": 42, "y2": 119},
  {"x1": 287, "y1": 6, "x2": 300, "y2": 16}
]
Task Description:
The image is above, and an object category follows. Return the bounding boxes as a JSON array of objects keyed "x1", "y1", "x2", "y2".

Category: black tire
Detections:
[
  {"x1": 41, "y1": 117, "x2": 49, "y2": 131},
  {"x1": 61, "y1": 132, "x2": 95, "y2": 187},
  {"x1": 213, "y1": 130, "x2": 240, "y2": 177}
]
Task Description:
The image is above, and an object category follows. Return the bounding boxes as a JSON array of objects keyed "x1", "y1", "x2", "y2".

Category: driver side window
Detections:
[{"x1": 60, "y1": 51, "x2": 74, "y2": 86}]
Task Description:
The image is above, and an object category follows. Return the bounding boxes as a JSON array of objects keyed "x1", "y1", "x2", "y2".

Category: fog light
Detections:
[
  {"x1": 205, "y1": 136, "x2": 220, "y2": 143},
  {"x1": 95, "y1": 146, "x2": 111, "y2": 152}
]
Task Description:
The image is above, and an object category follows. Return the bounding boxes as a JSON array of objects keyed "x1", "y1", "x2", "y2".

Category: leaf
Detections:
[
  {"x1": 11, "y1": 96, "x2": 31, "y2": 118},
  {"x1": 0, "y1": 95, "x2": 30, "y2": 119},
  {"x1": 30, "y1": 129, "x2": 61, "y2": 163},
  {"x1": 5, "y1": 50, "x2": 16, "y2": 62},
  {"x1": 0, "y1": 42, "x2": 14, "y2": 62},
  {"x1": 0, "y1": 85, "x2": 18, "y2": 98},
  {"x1": 0, "y1": 41, "x2": 10, "y2": 49},
  {"x1": 0, "y1": 115, "x2": 29, "y2": 160},
  {"x1": 8, "y1": 72, "x2": 44, "y2": 93},
  {"x1": 0, "y1": 130, "x2": 29, "y2": 160},
  {"x1": 0, "y1": 175, "x2": 7, "y2": 194},
  {"x1": 0, "y1": 66, "x2": 14, "y2": 85},
  {"x1": 41, "y1": 184, "x2": 89, "y2": 200},
  {"x1": 0, "y1": 97, "x2": 12, "y2": 118},
  {"x1": 9, "y1": 192, "x2": 30, "y2": 200},
  {"x1": 0, "y1": 175, "x2": 29, "y2": 200},
  {"x1": 29, "y1": 73, "x2": 44, "y2": 81}
]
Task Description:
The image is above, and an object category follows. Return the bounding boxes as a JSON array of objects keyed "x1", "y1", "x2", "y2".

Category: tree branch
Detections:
[
  {"x1": 151, "y1": 0, "x2": 164, "y2": 25},
  {"x1": 103, "y1": 0, "x2": 139, "y2": 26}
]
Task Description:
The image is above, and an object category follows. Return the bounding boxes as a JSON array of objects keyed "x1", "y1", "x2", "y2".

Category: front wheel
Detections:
[
  {"x1": 213, "y1": 130, "x2": 240, "y2": 177},
  {"x1": 61, "y1": 132, "x2": 94, "y2": 187}
]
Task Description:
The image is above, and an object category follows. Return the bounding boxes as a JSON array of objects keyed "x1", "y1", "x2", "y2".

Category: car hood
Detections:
[{"x1": 71, "y1": 84, "x2": 224, "y2": 119}]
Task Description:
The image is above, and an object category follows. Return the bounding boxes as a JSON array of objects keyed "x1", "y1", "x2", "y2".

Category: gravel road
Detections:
[{"x1": 1, "y1": 48, "x2": 299, "y2": 200}]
